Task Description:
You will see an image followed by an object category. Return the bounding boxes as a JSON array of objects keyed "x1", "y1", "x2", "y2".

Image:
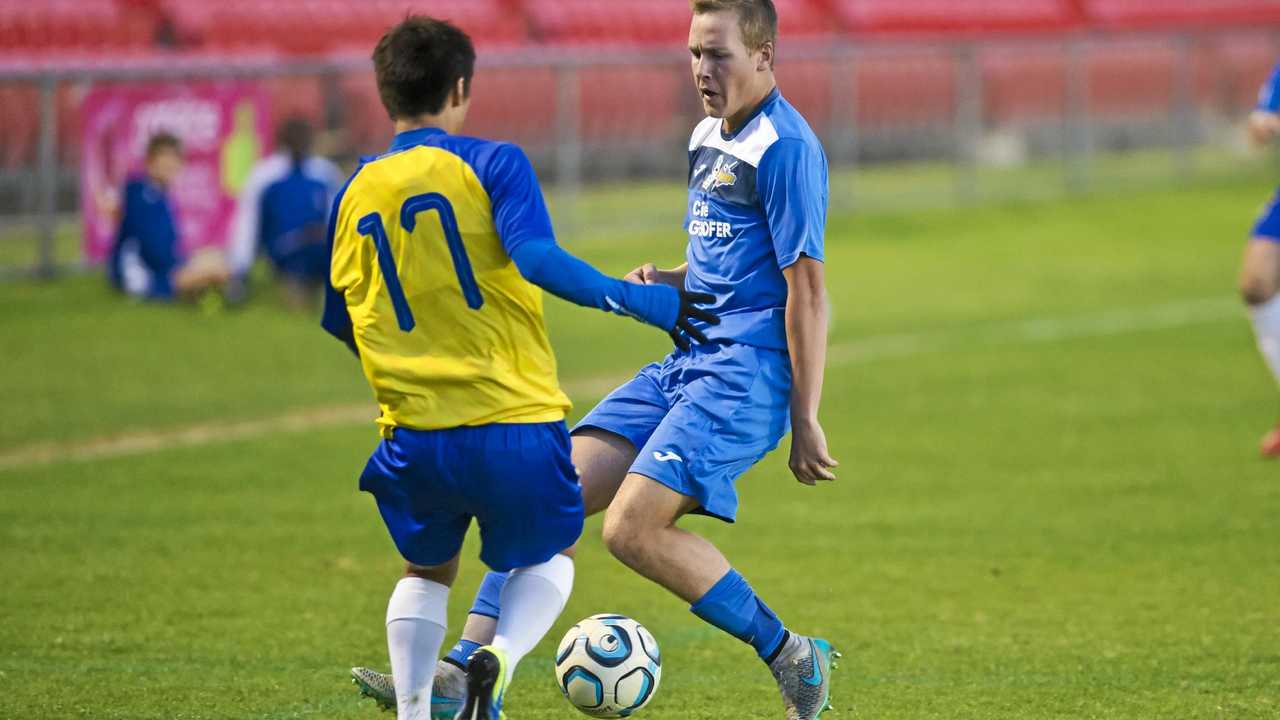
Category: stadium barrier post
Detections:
[
  {"x1": 953, "y1": 42, "x2": 982, "y2": 204},
  {"x1": 1172, "y1": 32, "x2": 1198, "y2": 182},
  {"x1": 1064, "y1": 36, "x2": 1092, "y2": 194},
  {"x1": 828, "y1": 42, "x2": 858, "y2": 213},
  {"x1": 554, "y1": 61, "x2": 583, "y2": 241},
  {"x1": 35, "y1": 74, "x2": 58, "y2": 279}
]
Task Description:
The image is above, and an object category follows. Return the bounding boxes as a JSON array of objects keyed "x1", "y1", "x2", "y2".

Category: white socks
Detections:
[
  {"x1": 1250, "y1": 295, "x2": 1280, "y2": 385},
  {"x1": 386, "y1": 577, "x2": 450, "y2": 720},
  {"x1": 492, "y1": 554, "x2": 575, "y2": 683}
]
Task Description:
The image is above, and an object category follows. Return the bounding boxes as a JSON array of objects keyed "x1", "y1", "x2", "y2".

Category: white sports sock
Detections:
[
  {"x1": 386, "y1": 577, "x2": 450, "y2": 720},
  {"x1": 1250, "y1": 294, "x2": 1280, "y2": 386},
  {"x1": 492, "y1": 554, "x2": 575, "y2": 683}
]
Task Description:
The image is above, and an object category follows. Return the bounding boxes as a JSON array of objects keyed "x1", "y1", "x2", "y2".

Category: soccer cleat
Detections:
[
  {"x1": 1261, "y1": 426, "x2": 1280, "y2": 458},
  {"x1": 768, "y1": 634, "x2": 839, "y2": 720},
  {"x1": 350, "y1": 661, "x2": 467, "y2": 720},
  {"x1": 351, "y1": 667, "x2": 395, "y2": 712},
  {"x1": 455, "y1": 646, "x2": 508, "y2": 720},
  {"x1": 432, "y1": 659, "x2": 469, "y2": 717}
]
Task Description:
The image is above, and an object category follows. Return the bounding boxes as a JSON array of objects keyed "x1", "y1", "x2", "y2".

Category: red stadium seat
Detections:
[
  {"x1": 1086, "y1": 41, "x2": 1178, "y2": 116},
  {"x1": 577, "y1": 65, "x2": 684, "y2": 144},
  {"x1": 774, "y1": 0, "x2": 840, "y2": 40},
  {"x1": 525, "y1": 0, "x2": 691, "y2": 46},
  {"x1": 0, "y1": 83, "x2": 38, "y2": 169},
  {"x1": 1083, "y1": 0, "x2": 1280, "y2": 30},
  {"x1": 1202, "y1": 33, "x2": 1278, "y2": 112},
  {"x1": 465, "y1": 66, "x2": 559, "y2": 148},
  {"x1": 831, "y1": 0, "x2": 1080, "y2": 35},
  {"x1": 847, "y1": 50, "x2": 957, "y2": 128},
  {"x1": 168, "y1": 0, "x2": 526, "y2": 56},
  {"x1": 983, "y1": 46, "x2": 1069, "y2": 124},
  {"x1": 774, "y1": 58, "x2": 836, "y2": 133}
]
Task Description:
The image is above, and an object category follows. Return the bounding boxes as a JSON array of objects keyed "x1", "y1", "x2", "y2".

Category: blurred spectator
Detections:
[
  {"x1": 227, "y1": 118, "x2": 344, "y2": 309},
  {"x1": 108, "y1": 133, "x2": 230, "y2": 301}
]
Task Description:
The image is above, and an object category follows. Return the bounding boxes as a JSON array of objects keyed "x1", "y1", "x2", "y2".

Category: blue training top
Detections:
[
  {"x1": 228, "y1": 153, "x2": 344, "y2": 279},
  {"x1": 108, "y1": 175, "x2": 180, "y2": 299},
  {"x1": 684, "y1": 88, "x2": 828, "y2": 351}
]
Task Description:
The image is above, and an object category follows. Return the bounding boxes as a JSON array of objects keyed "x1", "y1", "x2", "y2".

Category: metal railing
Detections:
[{"x1": 1, "y1": 27, "x2": 1277, "y2": 277}]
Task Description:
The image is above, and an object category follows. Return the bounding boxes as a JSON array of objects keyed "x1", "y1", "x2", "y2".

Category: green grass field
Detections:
[{"x1": 2, "y1": 176, "x2": 1279, "y2": 719}]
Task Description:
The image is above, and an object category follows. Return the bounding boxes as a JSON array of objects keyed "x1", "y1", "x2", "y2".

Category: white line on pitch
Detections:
[{"x1": 0, "y1": 296, "x2": 1241, "y2": 472}]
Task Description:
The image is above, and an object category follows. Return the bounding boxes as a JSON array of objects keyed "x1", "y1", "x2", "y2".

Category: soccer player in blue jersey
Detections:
[
  {"x1": 327, "y1": 17, "x2": 717, "y2": 720},
  {"x1": 108, "y1": 133, "x2": 229, "y2": 301},
  {"x1": 1242, "y1": 61, "x2": 1280, "y2": 457},
  {"x1": 355, "y1": 2, "x2": 840, "y2": 718},
  {"x1": 227, "y1": 117, "x2": 344, "y2": 307}
]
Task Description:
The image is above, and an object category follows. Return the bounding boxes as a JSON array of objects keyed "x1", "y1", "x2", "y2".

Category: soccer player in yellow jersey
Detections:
[
  {"x1": 323, "y1": 17, "x2": 717, "y2": 720},
  {"x1": 356, "y1": 3, "x2": 840, "y2": 718}
]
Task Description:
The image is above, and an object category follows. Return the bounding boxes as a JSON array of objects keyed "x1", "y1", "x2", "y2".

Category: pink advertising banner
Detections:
[{"x1": 80, "y1": 82, "x2": 271, "y2": 263}]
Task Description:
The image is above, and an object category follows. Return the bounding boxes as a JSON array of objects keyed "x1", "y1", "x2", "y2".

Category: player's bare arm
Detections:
[{"x1": 783, "y1": 255, "x2": 838, "y2": 485}]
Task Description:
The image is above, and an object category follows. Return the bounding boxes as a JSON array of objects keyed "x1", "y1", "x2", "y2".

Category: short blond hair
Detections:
[{"x1": 690, "y1": 0, "x2": 778, "y2": 52}]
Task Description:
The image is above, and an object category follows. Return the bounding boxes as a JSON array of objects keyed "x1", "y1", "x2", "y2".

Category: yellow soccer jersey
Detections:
[{"x1": 322, "y1": 127, "x2": 571, "y2": 435}]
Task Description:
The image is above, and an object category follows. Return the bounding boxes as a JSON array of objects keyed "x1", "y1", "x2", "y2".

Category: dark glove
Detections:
[{"x1": 669, "y1": 290, "x2": 720, "y2": 351}]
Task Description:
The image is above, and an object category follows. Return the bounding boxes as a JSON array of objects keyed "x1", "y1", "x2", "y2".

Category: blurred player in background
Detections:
[
  {"x1": 227, "y1": 117, "x2": 344, "y2": 308},
  {"x1": 108, "y1": 132, "x2": 230, "y2": 302},
  {"x1": 1242, "y1": 61, "x2": 1280, "y2": 457},
  {"x1": 356, "y1": 2, "x2": 841, "y2": 718},
  {"x1": 325, "y1": 17, "x2": 717, "y2": 720}
]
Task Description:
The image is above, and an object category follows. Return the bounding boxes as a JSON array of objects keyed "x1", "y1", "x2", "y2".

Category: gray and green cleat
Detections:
[
  {"x1": 351, "y1": 666, "x2": 395, "y2": 711},
  {"x1": 768, "y1": 634, "x2": 840, "y2": 720},
  {"x1": 351, "y1": 660, "x2": 467, "y2": 720}
]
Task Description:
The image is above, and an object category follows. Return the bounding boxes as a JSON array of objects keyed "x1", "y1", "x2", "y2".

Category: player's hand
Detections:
[
  {"x1": 624, "y1": 263, "x2": 662, "y2": 285},
  {"x1": 669, "y1": 290, "x2": 719, "y2": 352},
  {"x1": 789, "y1": 418, "x2": 839, "y2": 486},
  {"x1": 625, "y1": 263, "x2": 684, "y2": 289},
  {"x1": 1249, "y1": 111, "x2": 1280, "y2": 146}
]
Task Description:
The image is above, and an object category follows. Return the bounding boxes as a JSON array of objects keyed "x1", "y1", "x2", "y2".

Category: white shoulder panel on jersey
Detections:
[
  {"x1": 689, "y1": 116, "x2": 721, "y2": 152},
  {"x1": 691, "y1": 113, "x2": 780, "y2": 168}
]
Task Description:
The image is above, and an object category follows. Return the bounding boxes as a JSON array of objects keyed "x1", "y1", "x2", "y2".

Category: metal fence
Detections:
[{"x1": 2, "y1": 27, "x2": 1278, "y2": 277}]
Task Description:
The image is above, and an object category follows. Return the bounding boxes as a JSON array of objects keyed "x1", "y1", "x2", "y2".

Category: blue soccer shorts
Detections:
[
  {"x1": 1252, "y1": 187, "x2": 1280, "y2": 241},
  {"x1": 573, "y1": 341, "x2": 792, "y2": 522},
  {"x1": 358, "y1": 421, "x2": 584, "y2": 573}
]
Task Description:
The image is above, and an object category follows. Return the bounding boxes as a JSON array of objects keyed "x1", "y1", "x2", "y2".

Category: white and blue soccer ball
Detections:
[{"x1": 554, "y1": 614, "x2": 662, "y2": 717}]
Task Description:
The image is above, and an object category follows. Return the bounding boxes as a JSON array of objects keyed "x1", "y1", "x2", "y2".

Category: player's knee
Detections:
[
  {"x1": 601, "y1": 511, "x2": 643, "y2": 564},
  {"x1": 1240, "y1": 272, "x2": 1277, "y2": 306},
  {"x1": 404, "y1": 558, "x2": 459, "y2": 586}
]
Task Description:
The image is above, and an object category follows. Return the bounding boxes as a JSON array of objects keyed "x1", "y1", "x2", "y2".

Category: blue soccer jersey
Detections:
[
  {"x1": 684, "y1": 88, "x2": 828, "y2": 350},
  {"x1": 1252, "y1": 61, "x2": 1280, "y2": 242},
  {"x1": 574, "y1": 89, "x2": 829, "y2": 522},
  {"x1": 1259, "y1": 61, "x2": 1280, "y2": 113}
]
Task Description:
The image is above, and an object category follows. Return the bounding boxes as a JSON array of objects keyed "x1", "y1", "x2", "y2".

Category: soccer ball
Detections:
[{"x1": 554, "y1": 614, "x2": 662, "y2": 717}]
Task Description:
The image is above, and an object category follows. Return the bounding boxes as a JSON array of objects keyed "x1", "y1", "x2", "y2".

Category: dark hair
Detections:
[
  {"x1": 372, "y1": 15, "x2": 476, "y2": 120},
  {"x1": 145, "y1": 132, "x2": 182, "y2": 159},
  {"x1": 690, "y1": 0, "x2": 778, "y2": 53},
  {"x1": 276, "y1": 117, "x2": 314, "y2": 166}
]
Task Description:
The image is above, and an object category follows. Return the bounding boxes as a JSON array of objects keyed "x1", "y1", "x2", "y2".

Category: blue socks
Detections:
[
  {"x1": 690, "y1": 569, "x2": 788, "y2": 663},
  {"x1": 444, "y1": 571, "x2": 507, "y2": 667}
]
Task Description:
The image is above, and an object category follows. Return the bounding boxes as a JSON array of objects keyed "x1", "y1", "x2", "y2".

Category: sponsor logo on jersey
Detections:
[
  {"x1": 701, "y1": 156, "x2": 739, "y2": 192},
  {"x1": 652, "y1": 450, "x2": 683, "y2": 463},
  {"x1": 687, "y1": 218, "x2": 734, "y2": 238}
]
